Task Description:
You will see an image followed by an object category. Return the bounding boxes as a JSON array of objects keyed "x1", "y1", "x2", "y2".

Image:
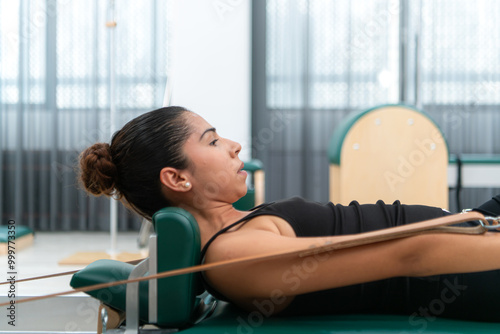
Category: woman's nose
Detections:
[{"x1": 228, "y1": 139, "x2": 241, "y2": 157}]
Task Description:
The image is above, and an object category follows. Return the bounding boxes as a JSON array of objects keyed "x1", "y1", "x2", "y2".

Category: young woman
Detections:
[{"x1": 80, "y1": 106, "x2": 500, "y2": 322}]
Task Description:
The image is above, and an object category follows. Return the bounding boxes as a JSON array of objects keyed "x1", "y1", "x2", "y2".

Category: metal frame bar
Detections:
[{"x1": 125, "y1": 258, "x2": 149, "y2": 334}]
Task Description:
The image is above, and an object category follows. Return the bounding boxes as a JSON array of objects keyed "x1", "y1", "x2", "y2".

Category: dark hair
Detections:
[{"x1": 79, "y1": 106, "x2": 192, "y2": 219}]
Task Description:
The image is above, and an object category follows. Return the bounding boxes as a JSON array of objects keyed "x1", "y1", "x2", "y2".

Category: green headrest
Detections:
[
  {"x1": 70, "y1": 259, "x2": 150, "y2": 320},
  {"x1": 233, "y1": 159, "x2": 263, "y2": 210},
  {"x1": 71, "y1": 207, "x2": 203, "y2": 328},
  {"x1": 152, "y1": 207, "x2": 203, "y2": 327},
  {"x1": 242, "y1": 159, "x2": 263, "y2": 172},
  {"x1": 233, "y1": 189, "x2": 255, "y2": 210}
]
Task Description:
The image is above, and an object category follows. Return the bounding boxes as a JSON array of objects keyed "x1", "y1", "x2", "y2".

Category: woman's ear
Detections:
[{"x1": 159, "y1": 167, "x2": 190, "y2": 192}]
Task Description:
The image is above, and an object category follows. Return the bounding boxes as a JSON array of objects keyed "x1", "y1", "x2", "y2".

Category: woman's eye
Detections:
[{"x1": 210, "y1": 139, "x2": 219, "y2": 146}]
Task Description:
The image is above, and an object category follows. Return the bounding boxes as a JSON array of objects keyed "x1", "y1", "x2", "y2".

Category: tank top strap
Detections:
[{"x1": 199, "y1": 202, "x2": 274, "y2": 262}]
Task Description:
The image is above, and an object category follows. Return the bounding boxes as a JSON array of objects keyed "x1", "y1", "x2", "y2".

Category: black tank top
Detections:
[
  {"x1": 199, "y1": 197, "x2": 446, "y2": 301},
  {"x1": 199, "y1": 196, "x2": 500, "y2": 321}
]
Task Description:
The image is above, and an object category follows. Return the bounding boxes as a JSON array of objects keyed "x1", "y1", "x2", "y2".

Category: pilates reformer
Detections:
[
  {"x1": 5, "y1": 210, "x2": 500, "y2": 333},
  {"x1": 69, "y1": 210, "x2": 500, "y2": 333}
]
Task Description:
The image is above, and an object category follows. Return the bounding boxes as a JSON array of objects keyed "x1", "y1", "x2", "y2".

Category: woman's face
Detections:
[{"x1": 182, "y1": 112, "x2": 248, "y2": 206}]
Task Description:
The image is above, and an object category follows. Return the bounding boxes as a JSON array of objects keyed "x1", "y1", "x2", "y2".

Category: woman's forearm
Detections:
[
  {"x1": 206, "y1": 229, "x2": 500, "y2": 303},
  {"x1": 402, "y1": 232, "x2": 500, "y2": 277}
]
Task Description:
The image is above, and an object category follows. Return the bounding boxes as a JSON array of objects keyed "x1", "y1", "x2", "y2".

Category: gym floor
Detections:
[
  {"x1": 0, "y1": 231, "x2": 143, "y2": 297},
  {"x1": 0, "y1": 232, "x2": 145, "y2": 332}
]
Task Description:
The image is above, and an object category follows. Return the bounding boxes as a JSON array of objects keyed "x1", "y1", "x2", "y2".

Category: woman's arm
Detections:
[{"x1": 204, "y1": 222, "x2": 500, "y2": 312}]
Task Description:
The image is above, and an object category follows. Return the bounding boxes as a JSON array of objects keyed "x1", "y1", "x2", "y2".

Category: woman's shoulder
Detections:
[
  {"x1": 203, "y1": 216, "x2": 289, "y2": 263},
  {"x1": 204, "y1": 198, "x2": 315, "y2": 255}
]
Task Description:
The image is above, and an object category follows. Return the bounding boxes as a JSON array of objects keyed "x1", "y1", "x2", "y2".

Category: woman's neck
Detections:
[{"x1": 179, "y1": 201, "x2": 250, "y2": 246}]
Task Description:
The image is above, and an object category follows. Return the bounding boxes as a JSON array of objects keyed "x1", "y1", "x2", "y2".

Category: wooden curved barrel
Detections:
[{"x1": 329, "y1": 105, "x2": 449, "y2": 208}]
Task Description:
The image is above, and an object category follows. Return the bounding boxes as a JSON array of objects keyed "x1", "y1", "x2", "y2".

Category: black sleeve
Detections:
[{"x1": 473, "y1": 194, "x2": 500, "y2": 217}]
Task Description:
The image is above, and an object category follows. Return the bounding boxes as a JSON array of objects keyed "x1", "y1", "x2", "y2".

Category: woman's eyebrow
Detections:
[{"x1": 199, "y1": 127, "x2": 216, "y2": 141}]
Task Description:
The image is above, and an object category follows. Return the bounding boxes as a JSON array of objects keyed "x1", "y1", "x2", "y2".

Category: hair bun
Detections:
[{"x1": 79, "y1": 143, "x2": 118, "y2": 197}]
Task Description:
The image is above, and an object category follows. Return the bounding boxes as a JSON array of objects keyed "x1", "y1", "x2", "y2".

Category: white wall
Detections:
[{"x1": 169, "y1": 0, "x2": 251, "y2": 160}]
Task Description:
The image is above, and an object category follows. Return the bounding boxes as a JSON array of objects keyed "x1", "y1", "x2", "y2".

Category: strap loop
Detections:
[
  {"x1": 462, "y1": 209, "x2": 500, "y2": 231},
  {"x1": 481, "y1": 216, "x2": 500, "y2": 230}
]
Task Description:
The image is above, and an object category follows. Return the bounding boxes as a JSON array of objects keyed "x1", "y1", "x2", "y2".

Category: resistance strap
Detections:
[{"x1": 0, "y1": 211, "x2": 494, "y2": 308}]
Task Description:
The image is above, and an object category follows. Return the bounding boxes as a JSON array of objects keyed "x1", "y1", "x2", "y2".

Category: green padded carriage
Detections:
[{"x1": 71, "y1": 207, "x2": 206, "y2": 329}]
